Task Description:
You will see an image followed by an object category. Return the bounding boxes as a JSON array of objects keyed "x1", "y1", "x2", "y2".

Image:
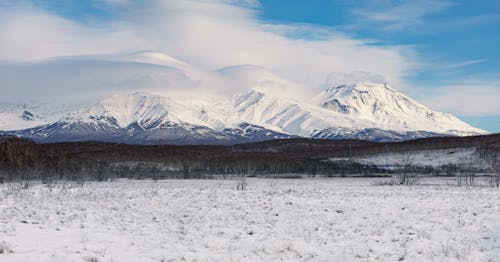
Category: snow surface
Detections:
[
  {"x1": 73, "y1": 91, "x2": 224, "y2": 130},
  {"x1": 332, "y1": 147, "x2": 487, "y2": 169},
  {"x1": 1, "y1": 178, "x2": 500, "y2": 261},
  {"x1": 0, "y1": 103, "x2": 73, "y2": 131}
]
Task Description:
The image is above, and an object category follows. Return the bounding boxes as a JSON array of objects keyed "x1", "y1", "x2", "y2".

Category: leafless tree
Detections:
[
  {"x1": 457, "y1": 157, "x2": 475, "y2": 187},
  {"x1": 488, "y1": 152, "x2": 500, "y2": 187},
  {"x1": 396, "y1": 153, "x2": 418, "y2": 185}
]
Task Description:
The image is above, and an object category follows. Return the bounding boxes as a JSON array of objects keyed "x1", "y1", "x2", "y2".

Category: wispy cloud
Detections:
[
  {"x1": 409, "y1": 58, "x2": 489, "y2": 80},
  {"x1": 351, "y1": 0, "x2": 455, "y2": 31},
  {"x1": 440, "y1": 59, "x2": 487, "y2": 70}
]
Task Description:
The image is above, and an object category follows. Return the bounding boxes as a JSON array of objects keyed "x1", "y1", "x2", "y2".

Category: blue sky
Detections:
[{"x1": 1, "y1": 0, "x2": 499, "y2": 132}]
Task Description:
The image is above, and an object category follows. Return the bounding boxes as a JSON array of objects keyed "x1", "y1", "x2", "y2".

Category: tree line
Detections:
[
  {"x1": 1, "y1": 134, "x2": 498, "y2": 181},
  {"x1": 0, "y1": 136, "x2": 384, "y2": 181}
]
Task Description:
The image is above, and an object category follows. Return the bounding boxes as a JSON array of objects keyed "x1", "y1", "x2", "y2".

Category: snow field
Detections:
[
  {"x1": 332, "y1": 147, "x2": 486, "y2": 169},
  {"x1": 0, "y1": 178, "x2": 500, "y2": 261}
]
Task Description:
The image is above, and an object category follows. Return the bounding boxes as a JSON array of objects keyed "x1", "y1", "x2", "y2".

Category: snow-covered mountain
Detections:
[
  {"x1": 0, "y1": 82, "x2": 486, "y2": 144},
  {"x1": 311, "y1": 83, "x2": 485, "y2": 136},
  {"x1": 0, "y1": 92, "x2": 296, "y2": 144},
  {"x1": 0, "y1": 53, "x2": 487, "y2": 145},
  {"x1": 0, "y1": 103, "x2": 73, "y2": 131}
]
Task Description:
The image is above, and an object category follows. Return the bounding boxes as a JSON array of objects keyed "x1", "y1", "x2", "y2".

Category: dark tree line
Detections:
[
  {"x1": 0, "y1": 134, "x2": 498, "y2": 181},
  {"x1": 0, "y1": 136, "x2": 385, "y2": 181},
  {"x1": 232, "y1": 134, "x2": 500, "y2": 158}
]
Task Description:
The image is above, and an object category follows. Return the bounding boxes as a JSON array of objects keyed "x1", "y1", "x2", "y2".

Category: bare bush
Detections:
[
  {"x1": 1, "y1": 182, "x2": 28, "y2": 197},
  {"x1": 236, "y1": 177, "x2": 248, "y2": 190},
  {"x1": 457, "y1": 158, "x2": 475, "y2": 187},
  {"x1": 19, "y1": 180, "x2": 32, "y2": 190},
  {"x1": 490, "y1": 155, "x2": 500, "y2": 187},
  {"x1": 396, "y1": 173, "x2": 419, "y2": 185},
  {"x1": 396, "y1": 154, "x2": 419, "y2": 185},
  {"x1": 479, "y1": 148, "x2": 500, "y2": 187},
  {"x1": 82, "y1": 255, "x2": 99, "y2": 262},
  {"x1": 0, "y1": 241, "x2": 13, "y2": 254},
  {"x1": 372, "y1": 178, "x2": 398, "y2": 186}
]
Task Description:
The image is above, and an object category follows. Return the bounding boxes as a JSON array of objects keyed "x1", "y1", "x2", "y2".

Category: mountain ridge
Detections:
[{"x1": 0, "y1": 80, "x2": 487, "y2": 144}]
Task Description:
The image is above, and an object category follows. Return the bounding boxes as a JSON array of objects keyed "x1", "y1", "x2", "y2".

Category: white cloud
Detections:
[
  {"x1": 0, "y1": 0, "x2": 413, "y2": 91},
  {"x1": 324, "y1": 71, "x2": 387, "y2": 87},
  {"x1": 421, "y1": 85, "x2": 500, "y2": 116},
  {"x1": 0, "y1": 58, "x2": 198, "y2": 104},
  {"x1": 0, "y1": 7, "x2": 146, "y2": 61}
]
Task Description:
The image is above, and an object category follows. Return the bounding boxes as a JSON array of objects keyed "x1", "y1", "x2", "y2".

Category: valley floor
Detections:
[{"x1": 1, "y1": 178, "x2": 500, "y2": 261}]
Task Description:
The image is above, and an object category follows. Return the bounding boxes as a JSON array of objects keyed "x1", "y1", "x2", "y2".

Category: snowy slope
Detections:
[
  {"x1": 230, "y1": 89, "x2": 365, "y2": 137},
  {"x1": 0, "y1": 103, "x2": 73, "y2": 131},
  {"x1": 312, "y1": 83, "x2": 485, "y2": 136},
  {"x1": 345, "y1": 147, "x2": 485, "y2": 169},
  {"x1": 71, "y1": 91, "x2": 223, "y2": 129}
]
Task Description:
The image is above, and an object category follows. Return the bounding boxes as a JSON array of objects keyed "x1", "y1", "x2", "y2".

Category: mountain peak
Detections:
[
  {"x1": 110, "y1": 90, "x2": 162, "y2": 100},
  {"x1": 71, "y1": 91, "x2": 174, "y2": 129},
  {"x1": 313, "y1": 82, "x2": 486, "y2": 135},
  {"x1": 324, "y1": 82, "x2": 395, "y2": 97}
]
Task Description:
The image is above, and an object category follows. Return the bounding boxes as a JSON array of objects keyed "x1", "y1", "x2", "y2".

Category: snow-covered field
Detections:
[
  {"x1": 332, "y1": 147, "x2": 486, "y2": 169},
  {"x1": 1, "y1": 178, "x2": 500, "y2": 261}
]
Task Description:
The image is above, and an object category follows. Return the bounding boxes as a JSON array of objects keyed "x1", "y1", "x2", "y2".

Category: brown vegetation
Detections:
[{"x1": 0, "y1": 133, "x2": 499, "y2": 181}]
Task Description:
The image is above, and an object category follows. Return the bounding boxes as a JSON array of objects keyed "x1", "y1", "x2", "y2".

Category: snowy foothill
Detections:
[
  {"x1": 331, "y1": 147, "x2": 488, "y2": 170},
  {"x1": 1, "y1": 178, "x2": 500, "y2": 261}
]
